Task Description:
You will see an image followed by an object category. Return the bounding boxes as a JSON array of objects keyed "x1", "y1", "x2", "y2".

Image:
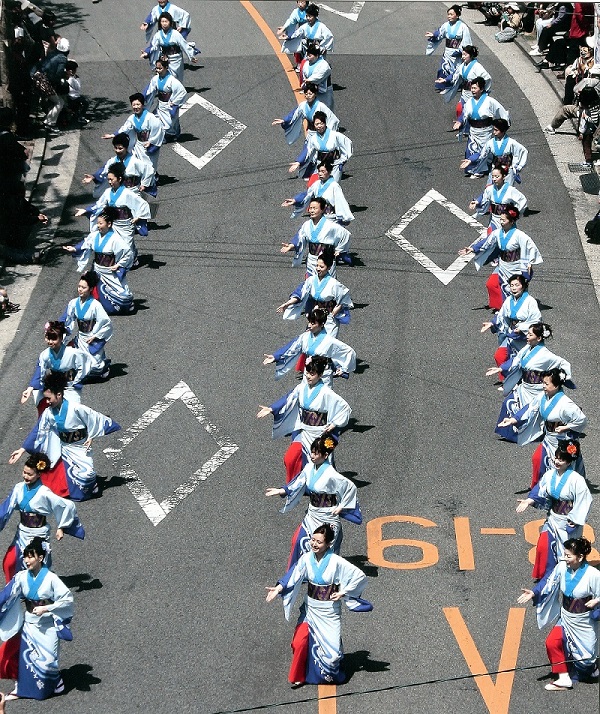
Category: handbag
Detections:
[{"x1": 32, "y1": 71, "x2": 55, "y2": 98}]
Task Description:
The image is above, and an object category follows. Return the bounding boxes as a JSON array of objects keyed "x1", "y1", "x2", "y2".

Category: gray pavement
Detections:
[{"x1": 0, "y1": 3, "x2": 598, "y2": 714}]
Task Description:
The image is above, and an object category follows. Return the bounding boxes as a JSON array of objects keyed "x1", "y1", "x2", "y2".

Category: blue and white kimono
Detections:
[
  {"x1": 495, "y1": 344, "x2": 572, "y2": 443},
  {"x1": 278, "y1": 99, "x2": 339, "y2": 146},
  {"x1": 23, "y1": 398, "x2": 121, "y2": 501},
  {"x1": 426, "y1": 19, "x2": 472, "y2": 82},
  {"x1": 471, "y1": 225, "x2": 542, "y2": 302},
  {"x1": 270, "y1": 379, "x2": 351, "y2": 464},
  {"x1": 284, "y1": 274, "x2": 353, "y2": 337},
  {"x1": 116, "y1": 110, "x2": 165, "y2": 173},
  {"x1": 528, "y1": 467, "x2": 592, "y2": 577},
  {"x1": 91, "y1": 152, "x2": 155, "y2": 198},
  {"x1": 290, "y1": 176, "x2": 354, "y2": 224},
  {"x1": 271, "y1": 327, "x2": 356, "y2": 386},
  {"x1": 290, "y1": 216, "x2": 351, "y2": 277},
  {"x1": 489, "y1": 291, "x2": 541, "y2": 357},
  {"x1": 296, "y1": 128, "x2": 352, "y2": 181},
  {"x1": 279, "y1": 462, "x2": 361, "y2": 569},
  {"x1": 145, "y1": 72, "x2": 187, "y2": 139},
  {"x1": 74, "y1": 228, "x2": 135, "y2": 315},
  {"x1": 86, "y1": 184, "x2": 151, "y2": 253},
  {"x1": 475, "y1": 134, "x2": 528, "y2": 185},
  {"x1": 147, "y1": 27, "x2": 195, "y2": 83},
  {"x1": 0, "y1": 567, "x2": 74, "y2": 699},
  {"x1": 301, "y1": 57, "x2": 333, "y2": 109},
  {"x1": 441, "y1": 58, "x2": 492, "y2": 114},
  {"x1": 279, "y1": 5, "x2": 307, "y2": 36},
  {"x1": 533, "y1": 561, "x2": 600, "y2": 679},
  {"x1": 61, "y1": 296, "x2": 113, "y2": 377},
  {"x1": 472, "y1": 182, "x2": 528, "y2": 233},
  {"x1": 284, "y1": 20, "x2": 334, "y2": 56},
  {"x1": 461, "y1": 94, "x2": 510, "y2": 174},
  {"x1": 277, "y1": 551, "x2": 371, "y2": 684},
  {"x1": 143, "y1": 1, "x2": 191, "y2": 42},
  {"x1": 0, "y1": 481, "x2": 84, "y2": 577},
  {"x1": 29, "y1": 344, "x2": 92, "y2": 407}
]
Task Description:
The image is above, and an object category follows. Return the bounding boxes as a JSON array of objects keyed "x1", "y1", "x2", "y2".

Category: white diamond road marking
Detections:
[
  {"x1": 386, "y1": 188, "x2": 486, "y2": 286},
  {"x1": 172, "y1": 93, "x2": 247, "y2": 171},
  {"x1": 319, "y1": 1, "x2": 365, "y2": 21},
  {"x1": 103, "y1": 381, "x2": 238, "y2": 526}
]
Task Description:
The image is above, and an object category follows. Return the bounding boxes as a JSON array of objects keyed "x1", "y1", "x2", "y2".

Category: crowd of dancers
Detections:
[{"x1": 428, "y1": 3, "x2": 599, "y2": 693}]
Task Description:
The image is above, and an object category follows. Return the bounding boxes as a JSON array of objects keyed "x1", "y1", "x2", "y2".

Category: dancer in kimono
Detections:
[
  {"x1": 281, "y1": 3, "x2": 333, "y2": 59},
  {"x1": 60, "y1": 271, "x2": 113, "y2": 380},
  {"x1": 290, "y1": 112, "x2": 352, "y2": 182},
  {"x1": 144, "y1": 56, "x2": 187, "y2": 141},
  {"x1": 474, "y1": 118, "x2": 528, "y2": 185},
  {"x1": 21, "y1": 321, "x2": 91, "y2": 411},
  {"x1": 263, "y1": 307, "x2": 356, "y2": 387},
  {"x1": 257, "y1": 355, "x2": 351, "y2": 483},
  {"x1": 0, "y1": 453, "x2": 83, "y2": 581},
  {"x1": 490, "y1": 323, "x2": 572, "y2": 444},
  {"x1": 273, "y1": 83, "x2": 339, "y2": 146},
  {"x1": 0, "y1": 537, "x2": 74, "y2": 700},
  {"x1": 518, "y1": 537, "x2": 600, "y2": 690},
  {"x1": 459, "y1": 206, "x2": 542, "y2": 311},
  {"x1": 436, "y1": 46, "x2": 491, "y2": 123},
  {"x1": 498, "y1": 368, "x2": 587, "y2": 487},
  {"x1": 266, "y1": 523, "x2": 372, "y2": 686},
  {"x1": 280, "y1": 197, "x2": 351, "y2": 277},
  {"x1": 266, "y1": 436, "x2": 361, "y2": 570},
  {"x1": 299, "y1": 43, "x2": 333, "y2": 110},
  {"x1": 64, "y1": 208, "x2": 135, "y2": 315},
  {"x1": 282, "y1": 161, "x2": 354, "y2": 225},
  {"x1": 141, "y1": 12, "x2": 196, "y2": 83},
  {"x1": 10, "y1": 371, "x2": 121, "y2": 501},
  {"x1": 277, "y1": 249, "x2": 353, "y2": 338},
  {"x1": 481, "y1": 274, "x2": 541, "y2": 369},
  {"x1": 469, "y1": 166, "x2": 528, "y2": 235},
  {"x1": 458, "y1": 77, "x2": 510, "y2": 178},
  {"x1": 75, "y1": 162, "x2": 151, "y2": 256},
  {"x1": 516, "y1": 440, "x2": 592, "y2": 581},
  {"x1": 277, "y1": 0, "x2": 308, "y2": 68},
  {"x1": 425, "y1": 4, "x2": 472, "y2": 84},
  {"x1": 141, "y1": 0, "x2": 191, "y2": 40},
  {"x1": 103, "y1": 93, "x2": 165, "y2": 174},
  {"x1": 83, "y1": 132, "x2": 155, "y2": 199}
]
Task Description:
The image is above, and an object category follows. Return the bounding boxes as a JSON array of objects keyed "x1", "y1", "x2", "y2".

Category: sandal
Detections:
[
  {"x1": 544, "y1": 682, "x2": 572, "y2": 691},
  {"x1": 5, "y1": 690, "x2": 19, "y2": 701}
]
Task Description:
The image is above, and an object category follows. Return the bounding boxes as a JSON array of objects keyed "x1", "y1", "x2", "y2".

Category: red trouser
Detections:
[
  {"x1": 486, "y1": 273, "x2": 503, "y2": 311},
  {"x1": 546, "y1": 626, "x2": 568, "y2": 674},
  {"x1": 531, "y1": 444, "x2": 544, "y2": 488},
  {"x1": 532, "y1": 530, "x2": 550, "y2": 580},
  {"x1": 0, "y1": 635, "x2": 20, "y2": 679},
  {"x1": 284, "y1": 441, "x2": 303, "y2": 484},
  {"x1": 288, "y1": 622, "x2": 309, "y2": 683}
]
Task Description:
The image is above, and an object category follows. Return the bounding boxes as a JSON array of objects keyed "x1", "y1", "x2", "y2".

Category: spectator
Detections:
[
  {"x1": 530, "y1": 2, "x2": 573, "y2": 57},
  {"x1": 39, "y1": 37, "x2": 70, "y2": 134},
  {"x1": 63, "y1": 60, "x2": 90, "y2": 126}
]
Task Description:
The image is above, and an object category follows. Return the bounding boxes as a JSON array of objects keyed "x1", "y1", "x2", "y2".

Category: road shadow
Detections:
[
  {"x1": 342, "y1": 650, "x2": 390, "y2": 683},
  {"x1": 61, "y1": 573, "x2": 103, "y2": 593},
  {"x1": 354, "y1": 358, "x2": 369, "y2": 375},
  {"x1": 132, "y1": 298, "x2": 150, "y2": 312},
  {"x1": 135, "y1": 253, "x2": 167, "y2": 270},
  {"x1": 345, "y1": 417, "x2": 375, "y2": 434},
  {"x1": 340, "y1": 471, "x2": 371, "y2": 489},
  {"x1": 50, "y1": 1, "x2": 89, "y2": 29},
  {"x1": 344, "y1": 555, "x2": 378, "y2": 578},
  {"x1": 184, "y1": 86, "x2": 211, "y2": 94},
  {"x1": 97, "y1": 474, "x2": 129, "y2": 492},
  {"x1": 62, "y1": 663, "x2": 101, "y2": 694}
]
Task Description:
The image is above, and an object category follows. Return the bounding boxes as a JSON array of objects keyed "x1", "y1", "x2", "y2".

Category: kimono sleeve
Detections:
[
  {"x1": 279, "y1": 556, "x2": 308, "y2": 621},
  {"x1": 39, "y1": 488, "x2": 85, "y2": 538},
  {"x1": 45, "y1": 573, "x2": 74, "y2": 620},
  {"x1": 270, "y1": 385, "x2": 301, "y2": 440},
  {"x1": 558, "y1": 398, "x2": 587, "y2": 434},
  {"x1": 568, "y1": 474, "x2": 592, "y2": 526},
  {"x1": 520, "y1": 232, "x2": 543, "y2": 266},
  {"x1": 280, "y1": 469, "x2": 309, "y2": 514},
  {"x1": 326, "y1": 391, "x2": 351, "y2": 429},
  {"x1": 74, "y1": 403, "x2": 121, "y2": 440},
  {"x1": 0, "y1": 578, "x2": 24, "y2": 642},
  {"x1": 532, "y1": 562, "x2": 562, "y2": 629},
  {"x1": 273, "y1": 334, "x2": 304, "y2": 380},
  {"x1": 0, "y1": 487, "x2": 18, "y2": 533},
  {"x1": 335, "y1": 556, "x2": 372, "y2": 611},
  {"x1": 335, "y1": 133, "x2": 352, "y2": 164},
  {"x1": 329, "y1": 337, "x2": 356, "y2": 375}
]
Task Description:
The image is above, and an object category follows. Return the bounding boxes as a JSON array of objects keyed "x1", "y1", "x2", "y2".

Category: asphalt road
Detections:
[{"x1": 0, "y1": 2, "x2": 598, "y2": 713}]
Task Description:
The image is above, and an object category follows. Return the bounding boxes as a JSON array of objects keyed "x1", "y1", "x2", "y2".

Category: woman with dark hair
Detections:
[
  {"x1": 459, "y1": 206, "x2": 542, "y2": 310},
  {"x1": 283, "y1": 160, "x2": 354, "y2": 225},
  {"x1": 469, "y1": 165, "x2": 528, "y2": 235},
  {"x1": 0, "y1": 453, "x2": 83, "y2": 580},
  {"x1": 0, "y1": 536, "x2": 74, "y2": 700},
  {"x1": 299, "y1": 42, "x2": 333, "y2": 110},
  {"x1": 436, "y1": 45, "x2": 492, "y2": 123},
  {"x1": 491, "y1": 323, "x2": 572, "y2": 443},
  {"x1": 289, "y1": 111, "x2": 352, "y2": 182},
  {"x1": 516, "y1": 440, "x2": 592, "y2": 581},
  {"x1": 518, "y1": 537, "x2": 600, "y2": 691},
  {"x1": 272, "y1": 83, "x2": 339, "y2": 146},
  {"x1": 481, "y1": 274, "x2": 541, "y2": 368},
  {"x1": 75, "y1": 162, "x2": 151, "y2": 256},
  {"x1": 60, "y1": 271, "x2": 113, "y2": 379},
  {"x1": 264, "y1": 307, "x2": 356, "y2": 386},
  {"x1": 475, "y1": 118, "x2": 529, "y2": 186},
  {"x1": 277, "y1": 247, "x2": 353, "y2": 338},
  {"x1": 65, "y1": 207, "x2": 135, "y2": 315},
  {"x1": 266, "y1": 435, "x2": 361, "y2": 569},
  {"x1": 257, "y1": 355, "x2": 351, "y2": 483},
  {"x1": 10, "y1": 371, "x2": 120, "y2": 501},
  {"x1": 426, "y1": 4, "x2": 472, "y2": 85},
  {"x1": 21, "y1": 320, "x2": 91, "y2": 411},
  {"x1": 281, "y1": 3, "x2": 334, "y2": 58},
  {"x1": 142, "y1": 11, "x2": 196, "y2": 82},
  {"x1": 499, "y1": 367, "x2": 587, "y2": 487},
  {"x1": 266, "y1": 523, "x2": 371, "y2": 687}
]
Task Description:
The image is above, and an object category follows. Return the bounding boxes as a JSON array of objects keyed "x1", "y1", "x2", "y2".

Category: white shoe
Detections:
[
  {"x1": 530, "y1": 44, "x2": 539, "y2": 50},
  {"x1": 543, "y1": 125, "x2": 555, "y2": 134},
  {"x1": 529, "y1": 49, "x2": 543, "y2": 57}
]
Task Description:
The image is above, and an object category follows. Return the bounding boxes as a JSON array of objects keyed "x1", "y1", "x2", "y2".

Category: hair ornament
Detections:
[{"x1": 566, "y1": 443, "x2": 577, "y2": 456}]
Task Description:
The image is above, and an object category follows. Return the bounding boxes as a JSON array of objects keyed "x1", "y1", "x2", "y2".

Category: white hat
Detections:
[
  {"x1": 14, "y1": 27, "x2": 25, "y2": 38},
  {"x1": 506, "y1": 3, "x2": 520, "y2": 11},
  {"x1": 56, "y1": 37, "x2": 69, "y2": 52},
  {"x1": 586, "y1": 35, "x2": 595, "y2": 49}
]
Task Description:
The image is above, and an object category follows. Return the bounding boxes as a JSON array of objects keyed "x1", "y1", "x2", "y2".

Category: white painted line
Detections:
[
  {"x1": 172, "y1": 94, "x2": 247, "y2": 171},
  {"x1": 103, "y1": 380, "x2": 239, "y2": 525},
  {"x1": 319, "y1": 1, "x2": 365, "y2": 21},
  {"x1": 386, "y1": 189, "x2": 485, "y2": 286}
]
